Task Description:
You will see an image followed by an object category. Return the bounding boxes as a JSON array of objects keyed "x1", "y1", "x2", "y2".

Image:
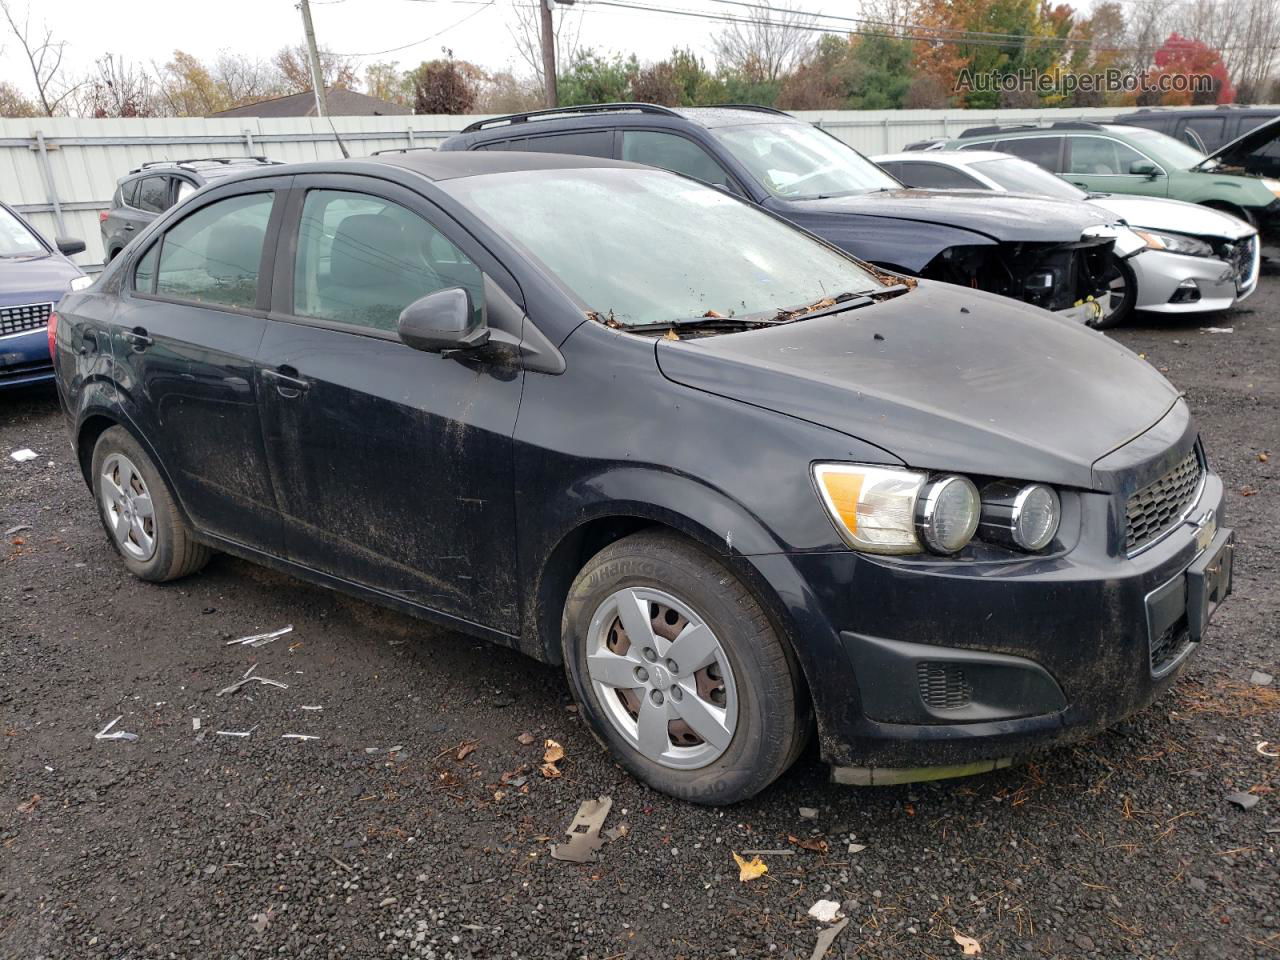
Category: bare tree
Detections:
[
  {"x1": 507, "y1": 1, "x2": 582, "y2": 98},
  {"x1": 76, "y1": 54, "x2": 158, "y2": 117},
  {"x1": 0, "y1": 0, "x2": 77, "y2": 115},
  {"x1": 273, "y1": 44, "x2": 358, "y2": 95},
  {"x1": 711, "y1": 2, "x2": 817, "y2": 84},
  {"x1": 1176, "y1": 0, "x2": 1280, "y2": 98}
]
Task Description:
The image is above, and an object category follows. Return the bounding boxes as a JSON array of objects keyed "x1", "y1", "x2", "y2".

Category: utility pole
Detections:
[
  {"x1": 298, "y1": 0, "x2": 329, "y2": 117},
  {"x1": 539, "y1": 0, "x2": 558, "y2": 108}
]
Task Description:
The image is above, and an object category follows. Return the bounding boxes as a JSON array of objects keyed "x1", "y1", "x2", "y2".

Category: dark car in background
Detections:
[
  {"x1": 0, "y1": 201, "x2": 88, "y2": 389},
  {"x1": 1113, "y1": 105, "x2": 1280, "y2": 153},
  {"x1": 100, "y1": 157, "x2": 280, "y2": 263},
  {"x1": 54, "y1": 152, "x2": 1233, "y2": 803},
  {"x1": 441, "y1": 104, "x2": 1132, "y2": 325}
]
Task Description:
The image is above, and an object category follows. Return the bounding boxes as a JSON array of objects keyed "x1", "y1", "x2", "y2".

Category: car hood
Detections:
[
  {"x1": 1087, "y1": 193, "x2": 1255, "y2": 241},
  {"x1": 783, "y1": 189, "x2": 1112, "y2": 243},
  {"x1": 1195, "y1": 115, "x2": 1280, "y2": 170},
  {"x1": 656, "y1": 280, "x2": 1178, "y2": 490},
  {"x1": 0, "y1": 254, "x2": 83, "y2": 306}
]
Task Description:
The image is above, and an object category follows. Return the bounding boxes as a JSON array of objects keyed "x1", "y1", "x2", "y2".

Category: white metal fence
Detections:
[{"x1": 1, "y1": 106, "x2": 1198, "y2": 270}]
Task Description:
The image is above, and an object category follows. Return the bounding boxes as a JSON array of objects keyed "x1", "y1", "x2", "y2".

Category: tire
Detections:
[
  {"x1": 562, "y1": 530, "x2": 807, "y2": 805},
  {"x1": 1089, "y1": 254, "x2": 1137, "y2": 330},
  {"x1": 90, "y1": 426, "x2": 211, "y2": 582}
]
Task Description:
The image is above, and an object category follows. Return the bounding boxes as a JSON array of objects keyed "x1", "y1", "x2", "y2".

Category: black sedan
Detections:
[{"x1": 53, "y1": 152, "x2": 1233, "y2": 803}]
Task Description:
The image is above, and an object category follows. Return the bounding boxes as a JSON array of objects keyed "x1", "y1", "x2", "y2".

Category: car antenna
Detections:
[{"x1": 326, "y1": 113, "x2": 350, "y2": 160}]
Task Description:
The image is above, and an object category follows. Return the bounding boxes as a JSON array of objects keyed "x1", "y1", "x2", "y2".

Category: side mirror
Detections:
[
  {"x1": 1128, "y1": 160, "x2": 1158, "y2": 179},
  {"x1": 56, "y1": 236, "x2": 86, "y2": 256},
  {"x1": 397, "y1": 287, "x2": 488, "y2": 354}
]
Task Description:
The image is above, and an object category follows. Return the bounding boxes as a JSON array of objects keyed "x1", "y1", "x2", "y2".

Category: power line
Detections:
[
  {"x1": 581, "y1": 0, "x2": 1280, "y2": 57},
  {"x1": 331, "y1": 0, "x2": 497, "y2": 56}
]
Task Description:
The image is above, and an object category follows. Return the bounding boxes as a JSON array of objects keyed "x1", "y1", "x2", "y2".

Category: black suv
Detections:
[
  {"x1": 1113, "y1": 106, "x2": 1280, "y2": 153},
  {"x1": 441, "y1": 103, "x2": 1130, "y2": 325},
  {"x1": 100, "y1": 157, "x2": 280, "y2": 263}
]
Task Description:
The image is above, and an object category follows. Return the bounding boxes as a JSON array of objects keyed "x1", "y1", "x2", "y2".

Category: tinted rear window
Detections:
[{"x1": 510, "y1": 131, "x2": 613, "y2": 158}]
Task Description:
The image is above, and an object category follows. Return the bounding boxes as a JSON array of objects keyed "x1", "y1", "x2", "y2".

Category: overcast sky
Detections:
[{"x1": 0, "y1": 0, "x2": 873, "y2": 95}]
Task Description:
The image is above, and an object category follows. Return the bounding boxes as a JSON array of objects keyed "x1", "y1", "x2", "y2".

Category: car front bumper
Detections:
[
  {"x1": 752, "y1": 464, "x2": 1230, "y2": 783},
  {"x1": 0, "y1": 327, "x2": 53, "y2": 388},
  {"x1": 1131, "y1": 245, "x2": 1258, "y2": 314}
]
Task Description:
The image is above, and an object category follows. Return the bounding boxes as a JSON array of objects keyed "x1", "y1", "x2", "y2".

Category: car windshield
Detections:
[
  {"x1": 1118, "y1": 127, "x2": 1207, "y2": 170},
  {"x1": 0, "y1": 206, "x2": 47, "y2": 257},
  {"x1": 712, "y1": 122, "x2": 900, "y2": 199},
  {"x1": 971, "y1": 157, "x2": 1087, "y2": 200},
  {"x1": 443, "y1": 168, "x2": 885, "y2": 328}
]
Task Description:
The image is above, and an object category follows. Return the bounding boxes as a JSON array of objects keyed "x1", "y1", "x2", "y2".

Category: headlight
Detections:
[
  {"x1": 813, "y1": 463, "x2": 924, "y2": 554},
  {"x1": 70, "y1": 275, "x2": 93, "y2": 291},
  {"x1": 979, "y1": 482, "x2": 1061, "y2": 551},
  {"x1": 914, "y1": 475, "x2": 980, "y2": 554},
  {"x1": 1132, "y1": 229, "x2": 1213, "y2": 258}
]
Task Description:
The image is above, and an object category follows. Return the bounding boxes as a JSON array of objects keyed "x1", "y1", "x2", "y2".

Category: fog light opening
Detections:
[{"x1": 1169, "y1": 278, "x2": 1201, "y2": 304}]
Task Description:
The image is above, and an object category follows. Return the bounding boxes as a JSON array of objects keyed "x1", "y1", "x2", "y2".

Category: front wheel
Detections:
[
  {"x1": 562, "y1": 531, "x2": 807, "y2": 805},
  {"x1": 1090, "y1": 254, "x2": 1137, "y2": 330}
]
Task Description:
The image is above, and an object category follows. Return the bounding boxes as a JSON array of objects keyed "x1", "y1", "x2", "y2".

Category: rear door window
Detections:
[
  {"x1": 154, "y1": 192, "x2": 274, "y2": 309},
  {"x1": 135, "y1": 176, "x2": 172, "y2": 214},
  {"x1": 1181, "y1": 117, "x2": 1224, "y2": 151},
  {"x1": 511, "y1": 131, "x2": 614, "y2": 157},
  {"x1": 994, "y1": 137, "x2": 1063, "y2": 171},
  {"x1": 620, "y1": 131, "x2": 735, "y2": 189}
]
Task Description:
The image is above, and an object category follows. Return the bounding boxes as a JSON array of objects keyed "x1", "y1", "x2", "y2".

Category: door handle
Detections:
[
  {"x1": 1070, "y1": 181, "x2": 1088, "y2": 188},
  {"x1": 123, "y1": 224, "x2": 135, "y2": 232},
  {"x1": 262, "y1": 366, "x2": 310, "y2": 398},
  {"x1": 121, "y1": 327, "x2": 152, "y2": 350}
]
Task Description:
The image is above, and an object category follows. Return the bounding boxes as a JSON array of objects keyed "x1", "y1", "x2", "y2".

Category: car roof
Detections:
[
  {"x1": 956, "y1": 122, "x2": 1141, "y2": 141},
  {"x1": 875, "y1": 150, "x2": 1008, "y2": 165},
  {"x1": 369, "y1": 150, "x2": 642, "y2": 180},
  {"x1": 457, "y1": 102, "x2": 798, "y2": 140}
]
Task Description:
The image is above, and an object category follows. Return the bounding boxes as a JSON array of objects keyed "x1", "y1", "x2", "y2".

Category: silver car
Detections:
[{"x1": 874, "y1": 150, "x2": 1259, "y2": 320}]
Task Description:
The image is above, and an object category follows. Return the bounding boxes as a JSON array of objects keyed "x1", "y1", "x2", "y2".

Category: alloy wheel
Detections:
[{"x1": 99, "y1": 452, "x2": 157, "y2": 561}]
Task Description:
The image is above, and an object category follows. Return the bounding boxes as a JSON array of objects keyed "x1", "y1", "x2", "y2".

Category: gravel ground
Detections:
[{"x1": 2, "y1": 279, "x2": 1277, "y2": 960}]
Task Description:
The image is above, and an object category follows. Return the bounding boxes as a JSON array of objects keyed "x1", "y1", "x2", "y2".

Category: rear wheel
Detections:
[
  {"x1": 91, "y1": 426, "x2": 211, "y2": 581},
  {"x1": 562, "y1": 530, "x2": 807, "y2": 804},
  {"x1": 1089, "y1": 254, "x2": 1137, "y2": 330}
]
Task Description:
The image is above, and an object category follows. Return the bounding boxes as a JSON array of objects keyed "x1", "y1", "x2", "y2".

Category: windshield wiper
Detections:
[{"x1": 626, "y1": 286, "x2": 909, "y2": 336}]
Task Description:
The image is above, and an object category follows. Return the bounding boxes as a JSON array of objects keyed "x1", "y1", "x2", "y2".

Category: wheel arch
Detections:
[{"x1": 528, "y1": 503, "x2": 815, "y2": 729}]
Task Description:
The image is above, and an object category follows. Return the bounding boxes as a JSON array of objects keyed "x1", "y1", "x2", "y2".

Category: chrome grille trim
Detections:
[
  {"x1": 0, "y1": 301, "x2": 53, "y2": 340},
  {"x1": 1125, "y1": 449, "x2": 1204, "y2": 554}
]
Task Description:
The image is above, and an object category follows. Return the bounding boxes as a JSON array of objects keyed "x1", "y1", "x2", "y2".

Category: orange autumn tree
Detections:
[{"x1": 914, "y1": 0, "x2": 1077, "y2": 107}]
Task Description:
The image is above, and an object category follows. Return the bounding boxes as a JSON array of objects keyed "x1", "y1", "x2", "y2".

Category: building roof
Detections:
[{"x1": 210, "y1": 88, "x2": 410, "y2": 119}]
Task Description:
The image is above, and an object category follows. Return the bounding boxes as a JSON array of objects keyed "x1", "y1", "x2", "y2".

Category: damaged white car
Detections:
[{"x1": 875, "y1": 150, "x2": 1259, "y2": 324}]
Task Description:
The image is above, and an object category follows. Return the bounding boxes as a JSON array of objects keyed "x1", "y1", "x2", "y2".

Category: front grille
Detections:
[
  {"x1": 916, "y1": 662, "x2": 972, "y2": 710},
  {"x1": 1125, "y1": 450, "x2": 1203, "y2": 552},
  {"x1": 1150, "y1": 617, "x2": 1191, "y2": 673},
  {"x1": 0, "y1": 301, "x2": 53, "y2": 338}
]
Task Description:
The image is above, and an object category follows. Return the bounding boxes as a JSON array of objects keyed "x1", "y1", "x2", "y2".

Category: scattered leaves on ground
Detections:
[
  {"x1": 733, "y1": 852, "x2": 768, "y2": 882},
  {"x1": 954, "y1": 930, "x2": 982, "y2": 955}
]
